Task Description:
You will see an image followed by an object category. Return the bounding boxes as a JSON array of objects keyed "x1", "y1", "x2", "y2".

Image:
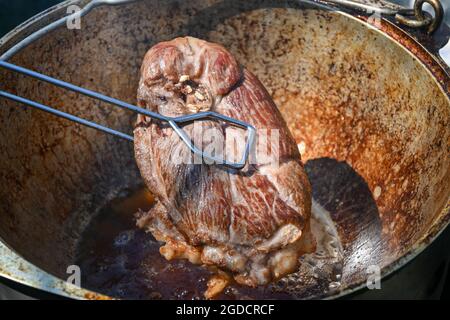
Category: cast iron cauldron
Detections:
[{"x1": 0, "y1": 0, "x2": 449, "y2": 299}]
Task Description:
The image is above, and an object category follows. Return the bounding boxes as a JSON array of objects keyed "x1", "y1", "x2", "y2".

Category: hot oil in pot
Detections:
[
  {"x1": 76, "y1": 189, "x2": 344, "y2": 299},
  {"x1": 75, "y1": 188, "x2": 213, "y2": 300}
]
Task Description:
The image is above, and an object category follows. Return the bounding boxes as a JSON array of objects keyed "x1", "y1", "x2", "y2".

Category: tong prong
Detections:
[
  {"x1": 171, "y1": 111, "x2": 256, "y2": 169},
  {"x1": 169, "y1": 116, "x2": 256, "y2": 170}
]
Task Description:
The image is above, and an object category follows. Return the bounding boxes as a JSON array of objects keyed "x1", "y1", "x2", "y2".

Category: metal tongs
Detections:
[
  {"x1": 0, "y1": 0, "x2": 444, "y2": 169},
  {"x1": 0, "y1": 0, "x2": 256, "y2": 170}
]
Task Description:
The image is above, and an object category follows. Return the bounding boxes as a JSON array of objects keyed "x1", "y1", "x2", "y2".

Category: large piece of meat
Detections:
[{"x1": 134, "y1": 37, "x2": 313, "y2": 298}]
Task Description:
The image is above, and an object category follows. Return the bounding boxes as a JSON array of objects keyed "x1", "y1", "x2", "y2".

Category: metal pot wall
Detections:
[{"x1": 0, "y1": 0, "x2": 449, "y2": 299}]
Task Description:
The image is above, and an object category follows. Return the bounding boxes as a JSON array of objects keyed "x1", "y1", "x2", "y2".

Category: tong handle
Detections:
[
  {"x1": 0, "y1": 90, "x2": 134, "y2": 141},
  {"x1": 0, "y1": 61, "x2": 256, "y2": 169}
]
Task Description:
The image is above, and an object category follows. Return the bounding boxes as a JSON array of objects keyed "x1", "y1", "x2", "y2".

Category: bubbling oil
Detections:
[
  {"x1": 271, "y1": 201, "x2": 344, "y2": 297},
  {"x1": 76, "y1": 188, "x2": 343, "y2": 299}
]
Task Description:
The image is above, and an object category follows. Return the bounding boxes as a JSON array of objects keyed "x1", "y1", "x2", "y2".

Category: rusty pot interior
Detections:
[{"x1": 0, "y1": 0, "x2": 449, "y2": 299}]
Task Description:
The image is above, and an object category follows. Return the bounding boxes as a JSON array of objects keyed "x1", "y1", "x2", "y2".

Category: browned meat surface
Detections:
[{"x1": 134, "y1": 37, "x2": 313, "y2": 298}]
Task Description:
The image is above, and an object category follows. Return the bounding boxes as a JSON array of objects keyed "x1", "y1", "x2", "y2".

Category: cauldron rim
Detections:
[{"x1": 0, "y1": 0, "x2": 448, "y2": 300}]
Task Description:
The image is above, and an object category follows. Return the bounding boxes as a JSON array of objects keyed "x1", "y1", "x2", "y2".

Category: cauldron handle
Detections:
[
  {"x1": 320, "y1": 0, "x2": 444, "y2": 34},
  {"x1": 311, "y1": 0, "x2": 449, "y2": 72}
]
